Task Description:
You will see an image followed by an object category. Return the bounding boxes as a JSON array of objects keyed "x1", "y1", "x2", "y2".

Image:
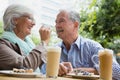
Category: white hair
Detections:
[
  {"x1": 3, "y1": 4, "x2": 33, "y2": 31},
  {"x1": 59, "y1": 9, "x2": 80, "y2": 27}
]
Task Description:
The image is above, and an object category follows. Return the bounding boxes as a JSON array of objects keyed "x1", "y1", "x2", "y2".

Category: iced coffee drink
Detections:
[
  {"x1": 46, "y1": 46, "x2": 61, "y2": 78},
  {"x1": 99, "y1": 49, "x2": 113, "y2": 80}
]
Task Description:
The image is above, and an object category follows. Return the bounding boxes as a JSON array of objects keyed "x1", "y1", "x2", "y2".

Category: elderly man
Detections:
[{"x1": 55, "y1": 9, "x2": 120, "y2": 80}]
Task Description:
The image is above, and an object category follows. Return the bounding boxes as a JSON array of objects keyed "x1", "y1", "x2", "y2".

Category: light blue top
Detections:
[{"x1": 41, "y1": 36, "x2": 120, "y2": 80}]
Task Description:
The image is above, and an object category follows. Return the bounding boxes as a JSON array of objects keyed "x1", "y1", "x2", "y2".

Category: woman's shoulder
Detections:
[
  {"x1": 0, "y1": 38, "x2": 22, "y2": 55},
  {"x1": 0, "y1": 38, "x2": 16, "y2": 48},
  {"x1": 0, "y1": 38, "x2": 11, "y2": 45}
]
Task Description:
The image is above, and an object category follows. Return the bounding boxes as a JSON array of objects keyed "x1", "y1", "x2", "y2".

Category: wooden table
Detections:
[
  {"x1": 0, "y1": 73, "x2": 100, "y2": 80},
  {"x1": 0, "y1": 74, "x2": 81, "y2": 80}
]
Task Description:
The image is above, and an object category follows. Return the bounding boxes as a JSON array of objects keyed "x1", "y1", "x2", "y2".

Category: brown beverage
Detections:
[
  {"x1": 46, "y1": 46, "x2": 61, "y2": 78},
  {"x1": 99, "y1": 49, "x2": 113, "y2": 80}
]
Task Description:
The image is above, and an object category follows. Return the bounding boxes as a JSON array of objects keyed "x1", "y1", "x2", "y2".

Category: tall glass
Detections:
[
  {"x1": 46, "y1": 46, "x2": 61, "y2": 78},
  {"x1": 99, "y1": 49, "x2": 113, "y2": 80}
]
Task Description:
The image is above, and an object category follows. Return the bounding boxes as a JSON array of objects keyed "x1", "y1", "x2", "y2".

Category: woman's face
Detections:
[{"x1": 13, "y1": 14, "x2": 35, "y2": 37}]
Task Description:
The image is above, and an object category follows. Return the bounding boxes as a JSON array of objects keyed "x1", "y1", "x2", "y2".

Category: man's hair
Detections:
[
  {"x1": 3, "y1": 4, "x2": 33, "y2": 31},
  {"x1": 59, "y1": 9, "x2": 80, "y2": 27}
]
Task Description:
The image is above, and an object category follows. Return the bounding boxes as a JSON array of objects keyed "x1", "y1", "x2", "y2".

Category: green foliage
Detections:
[
  {"x1": 0, "y1": 21, "x2": 3, "y2": 37},
  {"x1": 80, "y1": 0, "x2": 120, "y2": 53},
  {"x1": 94, "y1": 0, "x2": 120, "y2": 39},
  {"x1": 30, "y1": 34, "x2": 40, "y2": 45}
]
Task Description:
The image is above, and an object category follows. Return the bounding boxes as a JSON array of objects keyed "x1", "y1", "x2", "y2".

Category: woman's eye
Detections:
[
  {"x1": 59, "y1": 19, "x2": 65, "y2": 23},
  {"x1": 27, "y1": 17, "x2": 34, "y2": 22}
]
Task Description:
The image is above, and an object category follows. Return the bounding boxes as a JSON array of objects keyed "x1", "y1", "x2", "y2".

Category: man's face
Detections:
[{"x1": 55, "y1": 11, "x2": 76, "y2": 40}]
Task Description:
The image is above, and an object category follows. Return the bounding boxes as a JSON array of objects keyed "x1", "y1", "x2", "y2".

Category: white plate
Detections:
[
  {"x1": 0, "y1": 70, "x2": 44, "y2": 78},
  {"x1": 67, "y1": 73, "x2": 100, "y2": 79}
]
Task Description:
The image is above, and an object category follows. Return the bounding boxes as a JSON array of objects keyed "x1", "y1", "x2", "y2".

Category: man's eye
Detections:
[
  {"x1": 27, "y1": 17, "x2": 31, "y2": 19},
  {"x1": 59, "y1": 20, "x2": 64, "y2": 23}
]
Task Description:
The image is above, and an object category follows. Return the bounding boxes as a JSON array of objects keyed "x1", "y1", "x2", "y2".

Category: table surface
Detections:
[
  {"x1": 0, "y1": 74, "x2": 100, "y2": 80},
  {"x1": 0, "y1": 72, "x2": 100, "y2": 80},
  {"x1": 0, "y1": 74, "x2": 82, "y2": 80}
]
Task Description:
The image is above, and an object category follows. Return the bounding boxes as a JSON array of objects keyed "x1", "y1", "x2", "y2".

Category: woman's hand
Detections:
[{"x1": 39, "y1": 25, "x2": 51, "y2": 45}]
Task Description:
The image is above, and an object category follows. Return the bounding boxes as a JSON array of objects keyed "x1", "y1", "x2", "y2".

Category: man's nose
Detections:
[{"x1": 55, "y1": 23, "x2": 60, "y2": 28}]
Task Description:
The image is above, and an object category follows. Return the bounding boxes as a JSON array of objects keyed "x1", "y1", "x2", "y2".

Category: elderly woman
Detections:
[{"x1": 0, "y1": 4, "x2": 50, "y2": 72}]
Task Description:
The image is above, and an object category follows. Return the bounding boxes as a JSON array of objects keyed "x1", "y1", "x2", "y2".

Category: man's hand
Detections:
[
  {"x1": 58, "y1": 62, "x2": 73, "y2": 76},
  {"x1": 74, "y1": 67, "x2": 99, "y2": 75}
]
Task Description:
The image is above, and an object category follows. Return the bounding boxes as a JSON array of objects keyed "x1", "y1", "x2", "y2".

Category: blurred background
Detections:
[
  {"x1": 0, "y1": 0, "x2": 90, "y2": 35},
  {"x1": 0, "y1": 0, "x2": 91, "y2": 45},
  {"x1": 0, "y1": 0, "x2": 120, "y2": 60}
]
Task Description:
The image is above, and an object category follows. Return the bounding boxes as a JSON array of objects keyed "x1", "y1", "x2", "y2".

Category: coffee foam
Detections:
[
  {"x1": 46, "y1": 46, "x2": 61, "y2": 53},
  {"x1": 98, "y1": 49, "x2": 113, "y2": 57}
]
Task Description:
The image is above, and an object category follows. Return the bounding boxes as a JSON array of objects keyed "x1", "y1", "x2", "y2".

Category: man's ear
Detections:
[{"x1": 74, "y1": 21, "x2": 79, "y2": 28}]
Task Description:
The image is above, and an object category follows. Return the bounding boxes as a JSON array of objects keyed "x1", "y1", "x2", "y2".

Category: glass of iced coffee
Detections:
[
  {"x1": 46, "y1": 46, "x2": 61, "y2": 78},
  {"x1": 99, "y1": 49, "x2": 113, "y2": 80},
  {"x1": 92, "y1": 49, "x2": 113, "y2": 80}
]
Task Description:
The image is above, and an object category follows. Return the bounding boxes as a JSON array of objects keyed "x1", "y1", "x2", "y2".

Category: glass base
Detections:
[{"x1": 46, "y1": 76, "x2": 57, "y2": 78}]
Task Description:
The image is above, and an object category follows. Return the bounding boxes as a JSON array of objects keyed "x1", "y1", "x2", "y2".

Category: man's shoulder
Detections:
[
  {"x1": 80, "y1": 36, "x2": 101, "y2": 47},
  {"x1": 80, "y1": 36, "x2": 97, "y2": 43}
]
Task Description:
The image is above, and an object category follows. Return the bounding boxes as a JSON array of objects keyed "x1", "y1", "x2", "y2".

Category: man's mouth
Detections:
[{"x1": 57, "y1": 30, "x2": 64, "y2": 33}]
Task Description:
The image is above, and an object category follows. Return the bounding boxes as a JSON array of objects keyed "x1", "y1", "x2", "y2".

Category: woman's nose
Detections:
[
  {"x1": 32, "y1": 22, "x2": 35, "y2": 25},
  {"x1": 32, "y1": 20, "x2": 35, "y2": 26}
]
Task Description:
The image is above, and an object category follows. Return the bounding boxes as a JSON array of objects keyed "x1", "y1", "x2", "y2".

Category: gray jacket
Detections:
[{"x1": 0, "y1": 38, "x2": 45, "y2": 71}]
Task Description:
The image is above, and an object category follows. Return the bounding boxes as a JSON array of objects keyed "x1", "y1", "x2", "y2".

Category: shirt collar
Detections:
[
  {"x1": 61, "y1": 36, "x2": 81, "y2": 50},
  {"x1": 74, "y1": 36, "x2": 81, "y2": 49}
]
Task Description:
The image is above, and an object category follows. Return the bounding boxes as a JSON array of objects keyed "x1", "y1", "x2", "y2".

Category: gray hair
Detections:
[
  {"x1": 59, "y1": 9, "x2": 80, "y2": 27},
  {"x1": 3, "y1": 4, "x2": 33, "y2": 31}
]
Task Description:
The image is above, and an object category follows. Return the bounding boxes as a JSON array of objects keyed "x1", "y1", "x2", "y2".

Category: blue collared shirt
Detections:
[
  {"x1": 57, "y1": 36, "x2": 120, "y2": 80},
  {"x1": 57, "y1": 36, "x2": 103, "y2": 69},
  {"x1": 41, "y1": 36, "x2": 120, "y2": 80}
]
